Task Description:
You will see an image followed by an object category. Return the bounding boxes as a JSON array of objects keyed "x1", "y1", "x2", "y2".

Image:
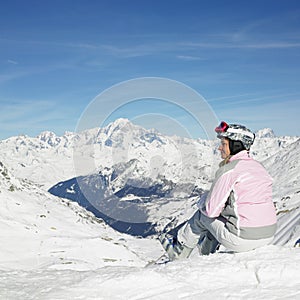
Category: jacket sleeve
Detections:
[{"x1": 200, "y1": 166, "x2": 236, "y2": 218}]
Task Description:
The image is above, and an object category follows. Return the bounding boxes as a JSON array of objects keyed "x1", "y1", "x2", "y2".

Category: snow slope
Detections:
[
  {"x1": 0, "y1": 162, "x2": 153, "y2": 271},
  {"x1": 0, "y1": 119, "x2": 300, "y2": 299}
]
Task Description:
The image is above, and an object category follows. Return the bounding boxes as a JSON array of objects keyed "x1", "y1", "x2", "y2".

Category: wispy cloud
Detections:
[
  {"x1": 176, "y1": 55, "x2": 206, "y2": 61},
  {"x1": 0, "y1": 60, "x2": 75, "y2": 84},
  {"x1": 213, "y1": 95, "x2": 300, "y2": 136},
  {"x1": 0, "y1": 99, "x2": 55, "y2": 121},
  {"x1": 0, "y1": 98, "x2": 76, "y2": 138},
  {"x1": 7, "y1": 59, "x2": 18, "y2": 65},
  {"x1": 208, "y1": 92, "x2": 300, "y2": 106},
  {"x1": 0, "y1": 70, "x2": 29, "y2": 84},
  {"x1": 207, "y1": 92, "x2": 265, "y2": 102},
  {"x1": 182, "y1": 41, "x2": 300, "y2": 50},
  {"x1": 219, "y1": 93, "x2": 300, "y2": 106},
  {"x1": 238, "y1": 42, "x2": 300, "y2": 49}
]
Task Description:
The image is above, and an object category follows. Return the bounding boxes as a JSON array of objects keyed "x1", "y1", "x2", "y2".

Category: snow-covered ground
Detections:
[
  {"x1": 0, "y1": 119, "x2": 299, "y2": 299},
  {"x1": 1, "y1": 246, "x2": 299, "y2": 299}
]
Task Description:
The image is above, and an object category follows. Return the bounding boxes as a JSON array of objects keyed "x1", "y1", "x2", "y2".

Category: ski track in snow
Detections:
[{"x1": 273, "y1": 209, "x2": 300, "y2": 246}]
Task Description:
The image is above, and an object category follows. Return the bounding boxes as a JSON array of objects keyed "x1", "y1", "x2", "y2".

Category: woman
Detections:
[{"x1": 160, "y1": 121, "x2": 277, "y2": 260}]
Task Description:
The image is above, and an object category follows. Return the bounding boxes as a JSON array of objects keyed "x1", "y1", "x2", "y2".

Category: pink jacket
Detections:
[{"x1": 198, "y1": 151, "x2": 277, "y2": 240}]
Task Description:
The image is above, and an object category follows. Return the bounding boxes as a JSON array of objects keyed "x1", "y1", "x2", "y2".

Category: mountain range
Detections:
[{"x1": 1, "y1": 118, "x2": 299, "y2": 242}]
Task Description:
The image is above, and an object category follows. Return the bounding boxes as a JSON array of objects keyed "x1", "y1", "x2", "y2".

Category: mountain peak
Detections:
[
  {"x1": 102, "y1": 118, "x2": 142, "y2": 137},
  {"x1": 37, "y1": 131, "x2": 61, "y2": 146},
  {"x1": 37, "y1": 130, "x2": 57, "y2": 139},
  {"x1": 111, "y1": 118, "x2": 131, "y2": 126},
  {"x1": 255, "y1": 128, "x2": 275, "y2": 138}
]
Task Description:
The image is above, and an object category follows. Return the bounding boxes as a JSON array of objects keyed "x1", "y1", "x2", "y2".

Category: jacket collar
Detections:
[{"x1": 229, "y1": 150, "x2": 251, "y2": 162}]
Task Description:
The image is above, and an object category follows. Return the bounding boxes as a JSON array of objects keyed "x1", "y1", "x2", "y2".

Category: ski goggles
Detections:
[{"x1": 215, "y1": 121, "x2": 229, "y2": 133}]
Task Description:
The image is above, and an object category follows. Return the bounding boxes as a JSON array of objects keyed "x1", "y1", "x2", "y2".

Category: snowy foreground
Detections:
[{"x1": 1, "y1": 246, "x2": 299, "y2": 300}]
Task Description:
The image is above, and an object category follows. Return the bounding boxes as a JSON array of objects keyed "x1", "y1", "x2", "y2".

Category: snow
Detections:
[
  {"x1": 0, "y1": 119, "x2": 300, "y2": 299},
  {"x1": 1, "y1": 246, "x2": 299, "y2": 299}
]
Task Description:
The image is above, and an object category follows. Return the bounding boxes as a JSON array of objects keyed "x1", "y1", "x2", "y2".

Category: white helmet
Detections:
[{"x1": 215, "y1": 121, "x2": 255, "y2": 154}]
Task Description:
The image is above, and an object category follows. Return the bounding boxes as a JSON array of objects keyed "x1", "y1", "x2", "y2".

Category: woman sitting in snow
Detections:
[{"x1": 160, "y1": 121, "x2": 277, "y2": 260}]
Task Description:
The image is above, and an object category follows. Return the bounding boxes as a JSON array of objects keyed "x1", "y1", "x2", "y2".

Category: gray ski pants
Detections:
[{"x1": 177, "y1": 210, "x2": 273, "y2": 254}]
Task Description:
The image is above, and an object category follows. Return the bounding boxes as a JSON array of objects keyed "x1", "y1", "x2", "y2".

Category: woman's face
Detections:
[{"x1": 218, "y1": 138, "x2": 230, "y2": 159}]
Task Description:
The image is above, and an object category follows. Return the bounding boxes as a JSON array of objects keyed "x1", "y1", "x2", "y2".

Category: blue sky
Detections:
[{"x1": 1, "y1": 0, "x2": 300, "y2": 139}]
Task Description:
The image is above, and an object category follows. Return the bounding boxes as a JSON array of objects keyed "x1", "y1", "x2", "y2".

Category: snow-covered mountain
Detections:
[
  {"x1": 1, "y1": 118, "x2": 299, "y2": 239},
  {"x1": 1, "y1": 118, "x2": 299, "y2": 299},
  {"x1": 0, "y1": 119, "x2": 215, "y2": 189}
]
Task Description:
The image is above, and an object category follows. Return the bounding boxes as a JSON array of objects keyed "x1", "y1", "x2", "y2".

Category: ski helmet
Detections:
[{"x1": 215, "y1": 121, "x2": 255, "y2": 154}]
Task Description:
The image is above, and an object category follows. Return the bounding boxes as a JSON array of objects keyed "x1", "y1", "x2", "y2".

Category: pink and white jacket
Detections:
[{"x1": 198, "y1": 150, "x2": 277, "y2": 240}]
